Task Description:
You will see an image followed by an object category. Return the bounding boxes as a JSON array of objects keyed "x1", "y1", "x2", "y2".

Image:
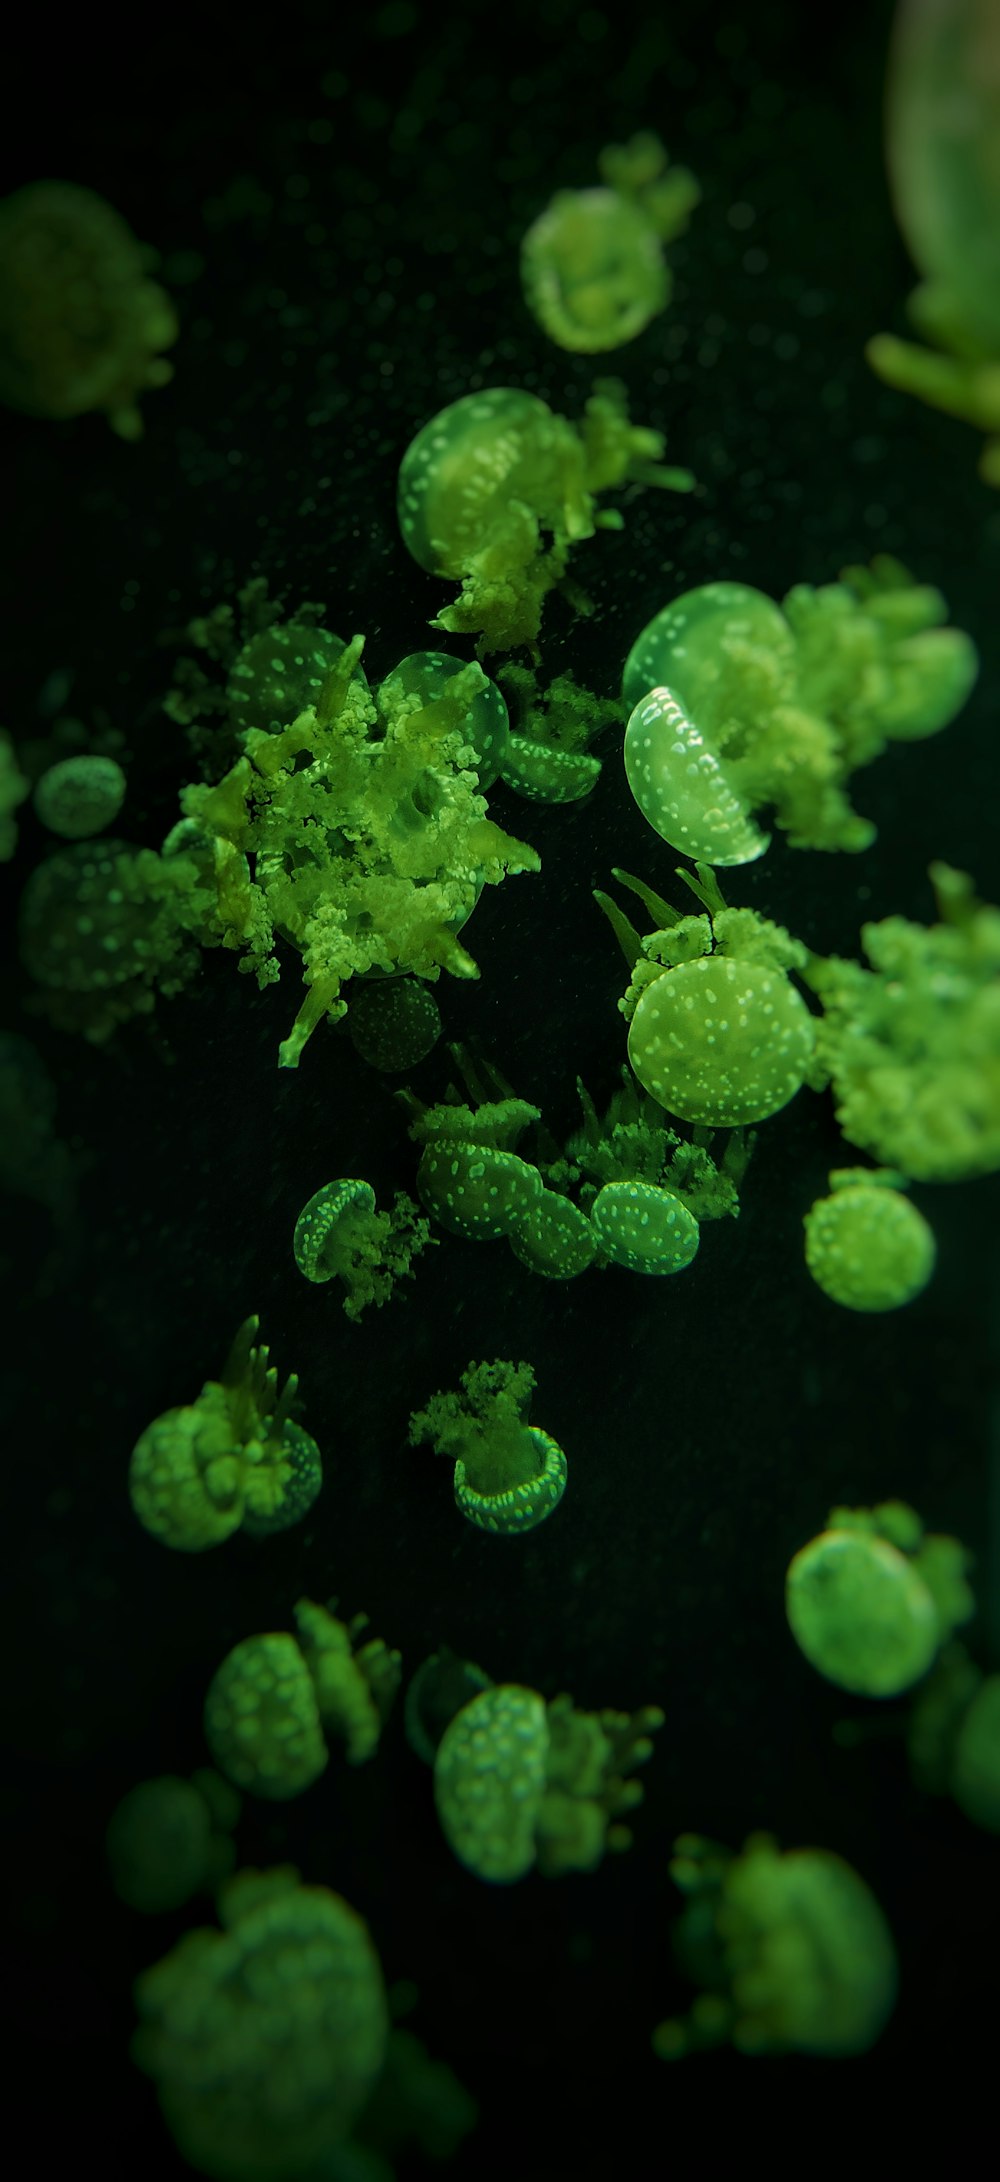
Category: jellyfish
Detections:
[
  {"x1": 397, "y1": 381, "x2": 692, "y2": 654},
  {"x1": 867, "y1": 0, "x2": 1000, "y2": 484},
  {"x1": 621, "y1": 563, "x2": 977, "y2": 861},
  {"x1": 521, "y1": 132, "x2": 699, "y2": 354},
  {"x1": 204, "y1": 1598, "x2": 401, "y2": 1796},
  {"x1": 590, "y1": 1178, "x2": 700, "y2": 1274},
  {"x1": 0, "y1": 731, "x2": 29, "y2": 859},
  {"x1": 105, "y1": 1770, "x2": 240, "y2": 1914},
  {"x1": 292, "y1": 1177, "x2": 431, "y2": 1319},
  {"x1": 908, "y1": 1643, "x2": 1000, "y2": 1833},
  {"x1": 653, "y1": 1833, "x2": 898, "y2": 2058},
  {"x1": 0, "y1": 181, "x2": 177, "y2": 438},
  {"x1": 129, "y1": 1316, "x2": 322, "y2": 1551},
  {"x1": 176, "y1": 626, "x2": 541, "y2": 1067},
  {"x1": 804, "y1": 1168, "x2": 937, "y2": 1310},
  {"x1": 786, "y1": 1500, "x2": 973, "y2": 1698},
  {"x1": 347, "y1": 977, "x2": 442, "y2": 1071},
  {"x1": 433, "y1": 1682, "x2": 663, "y2": 1881},
  {"x1": 131, "y1": 1866, "x2": 388, "y2": 2179},
  {"x1": 408, "y1": 1359, "x2": 566, "y2": 1537},
  {"x1": 32, "y1": 753, "x2": 127, "y2": 838}
]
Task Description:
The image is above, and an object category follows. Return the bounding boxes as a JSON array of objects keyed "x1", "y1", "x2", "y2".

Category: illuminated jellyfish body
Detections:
[
  {"x1": 803, "y1": 1168, "x2": 937, "y2": 1311},
  {"x1": 204, "y1": 1598, "x2": 401, "y2": 1797},
  {"x1": 807, "y1": 863, "x2": 1000, "y2": 1181},
  {"x1": 397, "y1": 382, "x2": 692, "y2": 654},
  {"x1": 106, "y1": 1770, "x2": 240, "y2": 1914},
  {"x1": 786, "y1": 1500, "x2": 973, "y2": 1698},
  {"x1": 380, "y1": 647, "x2": 603, "y2": 803},
  {"x1": 521, "y1": 132, "x2": 700, "y2": 354},
  {"x1": 292, "y1": 1176, "x2": 431, "y2": 1321},
  {"x1": 408, "y1": 1359, "x2": 566, "y2": 1536},
  {"x1": 0, "y1": 181, "x2": 177, "y2": 438},
  {"x1": 128, "y1": 1316, "x2": 322, "y2": 1552},
  {"x1": 178, "y1": 631, "x2": 540, "y2": 1067},
  {"x1": 622, "y1": 569, "x2": 977, "y2": 861},
  {"x1": 654, "y1": 1834, "x2": 898, "y2": 2059},
  {"x1": 622, "y1": 582, "x2": 789, "y2": 864},
  {"x1": 868, "y1": 0, "x2": 1000, "y2": 483},
  {"x1": 908, "y1": 1645, "x2": 1000, "y2": 1833},
  {"x1": 433, "y1": 1682, "x2": 663, "y2": 1881},
  {"x1": 33, "y1": 754, "x2": 126, "y2": 839},
  {"x1": 132, "y1": 1867, "x2": 388, "y2": 2180}
]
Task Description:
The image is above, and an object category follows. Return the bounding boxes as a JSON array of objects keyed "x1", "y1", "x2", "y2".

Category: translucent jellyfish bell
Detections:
[
  {"x1": 622, "y1": 583, "x2": 794, "y2": 865},
  {"x1": 624, "y1": 685, "x2": 770, "y2": 866}
]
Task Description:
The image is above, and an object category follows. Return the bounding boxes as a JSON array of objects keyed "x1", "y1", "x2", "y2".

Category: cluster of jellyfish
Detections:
[{"x1": 3, "y1": 4, "x2": 1000, "y2": 2170}]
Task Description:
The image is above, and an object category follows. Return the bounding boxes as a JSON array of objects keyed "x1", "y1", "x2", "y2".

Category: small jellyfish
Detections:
[
  {"x1": 590, "y1": 1179, "x2": 700, "y2": 1274},
  {"x1": 0, "y1": 181, "x2": 177, "y2": 438},
  {"x1": 654, "y1": 1833, "x2": 898, "y2": 2058},
  {"x1": 433, "y1": 1682, "x2": 663, "y2": 1881},
  {"x1": 397, "y1": 381, "x2": 692, "y2": 654},
  {"x1": 622, "y1": 567, "x2": 977, "y2": 859},
  {"x1": 629, "y1": 955, "x2": 815, "y2": 1126},
  {"x1": 33, "y1": 753, "x2": 126, "y2": 838},
  {"x1": 506, "y1": 1188, "x2": 597, "y2": 1279},
  {"x1": 347, "y1": 978, "x2": 442, "y2": 1071},
  {"x1": 803, "y1": 1168, "x2": 937, "y2": 1311},
  {"x1": 105, "y1": 1770, "x2": 240, "y2": 1913},
  {"x1": 226, "y1": 621, "x2": 366, "y2": 737},
  {"x1": 292, "y1": 1177, "x2": 431, "y2": 1320},
  {"x1": 521, "y1": 133, "x2": 699, "y2": 354},
  {"x1": 204, "y1": 1599, "x2": 401, "y2": 1796},
  {"x1": 129, "y1": 1315, "x2": 321, "y2": 1551},
  {"x1": 131, "y1": 1866, "x2": 388, "y2": 2178},
  {"x1": 409, "y1": 1359, "x2": 566, "y2": 1537},
  {"x1": 415, "y1": 1141, "x2": 542, "y2": 1242},
  {"x1": 786, "y1": 1500, "x2": 973, "y2": 1698}
]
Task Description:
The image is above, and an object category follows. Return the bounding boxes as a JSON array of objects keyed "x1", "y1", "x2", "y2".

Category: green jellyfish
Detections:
[
  {"x1": 397, "y1": 381, "x2": 692, "y2": 654},
  {"x1": 128, "y1": 1316, "x2": 321, "y2": 1552},
  {"x1": 653, "y1": 1833, "x2": 898, "y2": 2058},
  {"x1": 786, "y1": 1500, "x2": 973, "y2": 1698},
  {"x1": 611, "y1": 869, "x2": 815, "y2": 1128},
  {"x1": 867, "y1": 0, "x2": 1000, "y2": 484},
  {"x1": 621, "y1": 563, "x2": 977, "y2": 861},
  {"x1": 908, "y1": 1643, "x2": 1000, "y2": 1833},
  {"x1": 32, "y1": 754, "x2": 127, "y2": 839},
  {"x1": 105, "y1": 1770, "x2": 241, "y2": 1914},
  {"x1": 204, "y1": 1598, "x2": 401, "y2": 1797},
  {"x1": 176, "y1": 627, "x2": 541, "y2": 1067},
  {"x1": 806, "y1": 862, "x2": 1000, "y2": 1181},
  {"x1": 433, "y1": 1682, "x2": 663, "y2": 1882},
  {"x1": 804, "y1": 1168, "x2": 937, "y2": 1311},
  {"x1": 347, "y1": 977, "x2": 442, "y2": 1071},
  {"x1": 132, "y1": 1866, "x2": 388, "y2": 2180},
  {"x1": 292, "y1": 1177, "x2": 431, "y2": 1319},
  {"x1": 18, "y1": 834, "x2": 221, "y2": 1043},
  {"x1": 0, "y1": 181, "x2": 177, "y2": 438},
  {"x1": 408, "y1": 1359, "x2": 566, "y2": 1537},
  {"x1": 521, "y1": 132, "x2": 699, "y2": 354}
]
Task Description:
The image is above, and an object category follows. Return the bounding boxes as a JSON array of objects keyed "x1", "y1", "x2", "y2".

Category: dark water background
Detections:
[{"x1": 3, "y1": 0, "x2": 998, "y2": 2168}]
